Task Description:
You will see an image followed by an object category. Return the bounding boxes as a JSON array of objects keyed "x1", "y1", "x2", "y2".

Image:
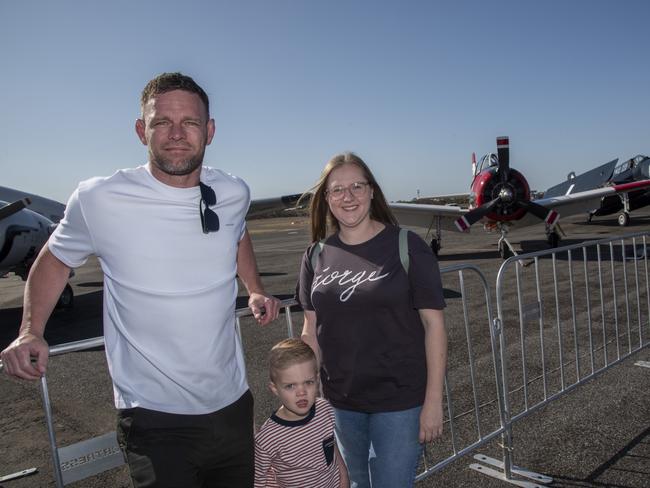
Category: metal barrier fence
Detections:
[
  {"x1": 415, "y1": 264, "x2": 504, "y2": 481},
  {"x1": 476, "y1": 231, "x2": 650, "y2": 486},
  {"x1": 2, "y1": 233, "x2": 649, "y2": 486},
  {"x1": 1, "y1": 263, "x2": 505, "y2": 486}
]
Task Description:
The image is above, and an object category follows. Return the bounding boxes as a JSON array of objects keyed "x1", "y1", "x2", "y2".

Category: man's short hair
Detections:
[
  {"x1": 140, "y1": 72, "x2": 210, "y2": 116},
  {"x1": 269, "y1": 338, "x2": 317, "y2": 382}
]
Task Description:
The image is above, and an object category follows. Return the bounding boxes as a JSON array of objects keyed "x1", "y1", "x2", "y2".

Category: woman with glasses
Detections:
[{"x1": 297, "y1": 152, "x2": 448, "y2": 488}]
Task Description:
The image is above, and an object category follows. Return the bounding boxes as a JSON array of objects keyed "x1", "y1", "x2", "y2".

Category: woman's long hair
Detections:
[{"x1": 301, "y1": 152, "x2": 397, "y2": 242}]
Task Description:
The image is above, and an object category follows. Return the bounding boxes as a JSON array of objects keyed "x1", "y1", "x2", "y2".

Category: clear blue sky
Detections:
[{"x1": 1, "y1": 0, "x2": 648, "y2": 203}]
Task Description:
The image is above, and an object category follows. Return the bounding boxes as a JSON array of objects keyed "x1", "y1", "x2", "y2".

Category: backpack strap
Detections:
[
  {"x1": 399, "y1": 228, "x2": 409, "y2": 274},
  {"x1": 310, "y1": 239, "x2": 326, "y2": 270}
]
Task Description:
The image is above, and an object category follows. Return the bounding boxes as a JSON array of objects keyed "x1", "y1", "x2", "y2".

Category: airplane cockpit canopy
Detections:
[
  {"x1": 476, "y1": 153, "x2": 499, "y2": 175},
  {"x1": 613, "y1": 154, "x2": 649, "y2": 177}
]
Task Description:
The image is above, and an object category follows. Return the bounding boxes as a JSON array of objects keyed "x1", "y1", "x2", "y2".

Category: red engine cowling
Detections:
[{"x1": 469, "y1": 167, "x2": 530, "y2": 222}]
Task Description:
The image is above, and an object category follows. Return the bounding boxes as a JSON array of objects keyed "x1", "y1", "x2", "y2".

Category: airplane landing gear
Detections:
[
  {"x1": 547, "y1": 231, "x2": 560, "y2": 248},
  {"x1": 497, "y1": 234, "x2": 517, "y2": 260},
  {"x1": 498, "y1": 240, "x2": 512, "y2": 259},
  {"x1": 430, "y1": 238, "x2": 440, "y2": 256},
  {"x1": 618, "y1": 212, "x2": 630, "y2": 227},
  {"x1": 55, "y1": 283, "x2": 74, "y2": 310}
]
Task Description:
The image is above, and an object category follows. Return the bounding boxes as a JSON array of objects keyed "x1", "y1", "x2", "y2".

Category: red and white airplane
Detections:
[{"x1": 390, "y1": 137, "x2": 650, "y2": 258}]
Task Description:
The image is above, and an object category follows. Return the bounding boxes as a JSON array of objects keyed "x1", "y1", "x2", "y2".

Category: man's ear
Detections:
[
  {"x1": 206, "y1": 118, "x2": 216, "y2": 145},
  {"x1": 135, "y1": 119, "x2": 147, "y2": 145}
]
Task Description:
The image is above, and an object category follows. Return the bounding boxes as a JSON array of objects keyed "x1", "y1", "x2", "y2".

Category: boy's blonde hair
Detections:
[{"x1": 269, "y1": 338, "x2": 317, "y2": 382}]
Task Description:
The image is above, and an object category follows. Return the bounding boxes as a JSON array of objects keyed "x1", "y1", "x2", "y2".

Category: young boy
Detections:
[{"x1": 254, "y1": 338, "x2": 349, "y2": 488}]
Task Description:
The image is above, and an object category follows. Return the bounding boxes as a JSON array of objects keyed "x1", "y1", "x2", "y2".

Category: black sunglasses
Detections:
[{"x1": 199, "y1": 182, "x2": 220, "y2": 234}]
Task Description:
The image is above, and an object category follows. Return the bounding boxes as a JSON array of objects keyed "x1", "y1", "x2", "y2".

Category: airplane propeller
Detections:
[
  {"x1": 497, "y1": 136, "x2": 510, "y2": 184},
  {"x1": 455, "y1": 137, "x2": 559, "y2": 232},
  {"x1": 0, "y1": 198, "x2": 31, "y2": 222}
]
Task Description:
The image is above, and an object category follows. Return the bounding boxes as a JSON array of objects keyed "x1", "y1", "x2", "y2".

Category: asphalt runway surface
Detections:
[{"x1": 1, "y1": 210, "x2": 649, "y2": 487}]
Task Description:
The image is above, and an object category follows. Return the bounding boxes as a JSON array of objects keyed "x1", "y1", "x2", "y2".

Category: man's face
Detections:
[{"x1": 136, "y1": 89, "x2": 215, "y2": 180}]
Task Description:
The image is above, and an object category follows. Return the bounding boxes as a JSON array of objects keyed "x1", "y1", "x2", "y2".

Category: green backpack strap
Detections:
[
  {"x1": 310, "y1": 239, "x2": 326, "y2": 270},
  {"x1": 399, "y1": 228, "x2": 409, "y2": 274}
]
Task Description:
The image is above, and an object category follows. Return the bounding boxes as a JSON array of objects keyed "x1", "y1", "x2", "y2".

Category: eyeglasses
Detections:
[
  {"x1": 326, "y1": 181, "x2": 370, "y2": 201},
  {"x1": 199, "y1": 182, "x2": 220, "y2": 234}
]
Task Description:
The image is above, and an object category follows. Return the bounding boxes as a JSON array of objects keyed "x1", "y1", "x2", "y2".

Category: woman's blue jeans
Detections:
[{"x1": 334, "y1": 406, "x2": 423, "y2": 488}]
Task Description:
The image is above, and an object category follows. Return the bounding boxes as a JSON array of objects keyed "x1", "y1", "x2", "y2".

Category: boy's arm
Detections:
[
  {"x1": 254, "y1": 437, "x2": 275, "y2": 488},
  {"x1": 335, "y1": 444, "x2": 349, "y2": 488}
]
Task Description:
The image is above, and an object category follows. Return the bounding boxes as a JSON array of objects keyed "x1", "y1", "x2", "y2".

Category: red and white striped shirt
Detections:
[{"x1": 255, "y1": 398, "x2": 341, "y2": 488}]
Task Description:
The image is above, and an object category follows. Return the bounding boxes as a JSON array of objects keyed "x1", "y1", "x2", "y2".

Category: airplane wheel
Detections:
[
  {"x1": 56, "y1": 284, "x2": 74, "y2": 310},
  {"x1": 430, "y1": 239, "x2": 440, "y2": 256},
  {"x1": 618, "y1": 212, "x2": 630, "y2": 227},
  {"x1": 547, "y1": 232, "x2": 560, "y2": 248},
  {"x1": 499, "y1": 241, "x2": 512, "y2": 259}
]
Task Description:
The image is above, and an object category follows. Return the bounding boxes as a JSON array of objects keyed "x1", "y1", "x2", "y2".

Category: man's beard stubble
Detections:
[{"x1": 149, "y1": 146, "x2": 206, "y2": 176}]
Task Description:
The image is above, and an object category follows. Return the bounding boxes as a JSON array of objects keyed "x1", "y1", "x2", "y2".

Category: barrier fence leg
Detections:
[
  {"x1": 40, "y1": 375, "x2": 65, "y2": 488},
  {"x1": 468, "y1": 320, "x2": 552, "y2": 487}
]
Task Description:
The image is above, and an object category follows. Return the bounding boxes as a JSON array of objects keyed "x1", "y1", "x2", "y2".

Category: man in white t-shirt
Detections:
[{"x1": 0, "y1": 72, "x2": 281, "y2": 488}]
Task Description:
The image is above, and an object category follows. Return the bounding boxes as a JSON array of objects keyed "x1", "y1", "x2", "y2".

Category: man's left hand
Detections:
[{"x1": 248, "y1": 293, "x2": 281, "y2": 326}]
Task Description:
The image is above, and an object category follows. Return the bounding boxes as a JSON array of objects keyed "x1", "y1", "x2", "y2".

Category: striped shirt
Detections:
[{"x1": 255, "y1": 398, "x2": 341, "y2": 488}]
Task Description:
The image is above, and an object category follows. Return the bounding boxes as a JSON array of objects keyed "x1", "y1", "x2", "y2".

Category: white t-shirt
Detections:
[{"x1": 49, "y1": 165, "x2": 250, "y2": 414}]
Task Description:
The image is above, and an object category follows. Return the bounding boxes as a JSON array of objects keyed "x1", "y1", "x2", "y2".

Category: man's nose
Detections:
[{"x1": 168, "y1": 123, "x2": 185, "y2": 140}]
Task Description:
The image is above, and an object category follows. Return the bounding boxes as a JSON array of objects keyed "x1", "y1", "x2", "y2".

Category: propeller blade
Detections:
[
  {"x1": 0, "y1": 198, "x2": 30, "y2": 221},
  {"x1": 518, "y1": 200, "x2": 560, "y2": 228},
  {"x1": 455, "y1": 197, "x2": 500, "y2": 231},
  {"x1": 497, "y1": 136, "x2": 510, "y2": 184}
]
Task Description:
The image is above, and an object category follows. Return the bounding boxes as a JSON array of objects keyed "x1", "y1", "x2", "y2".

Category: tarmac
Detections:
[{"x1": 1, "y1": 210, "x2": 649, "y2": 487}]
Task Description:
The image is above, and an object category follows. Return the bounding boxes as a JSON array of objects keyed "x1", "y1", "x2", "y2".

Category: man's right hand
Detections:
[{"x1": 0, "y1": 332, "x2": 49, "y2": 380}]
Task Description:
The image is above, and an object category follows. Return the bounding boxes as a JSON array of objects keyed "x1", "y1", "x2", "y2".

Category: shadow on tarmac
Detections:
[{"x1": 548, "y1": 425, "x2": 650, "y2": 487}]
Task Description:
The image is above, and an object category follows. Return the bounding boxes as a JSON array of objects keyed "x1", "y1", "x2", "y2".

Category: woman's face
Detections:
[{"x1": 325, "y1": 163, "x2": 374, "y2": 231}]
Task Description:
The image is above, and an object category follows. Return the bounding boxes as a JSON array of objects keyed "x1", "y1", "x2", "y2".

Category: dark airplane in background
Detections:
[
  {"x1": 588, "y1": 155, "x2": 650, "y2": 226},
  {"x1": 544, "y1": 154, "x2": 650, "y2": 227}
]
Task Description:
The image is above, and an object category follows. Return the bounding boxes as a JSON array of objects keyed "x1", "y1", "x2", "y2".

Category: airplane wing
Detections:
[
  {"x1": 529, "y1": 179, "x2": 650, "y2": 225},
  {"x1": 390, "y1": 202, "x2": 467, "y2": 231},
  {"x1": 248, "y1": 193, "x2": 303, "y2": 217},
  {"x1": 543, "y1": 159, "x2": 618, "y2": 198}
]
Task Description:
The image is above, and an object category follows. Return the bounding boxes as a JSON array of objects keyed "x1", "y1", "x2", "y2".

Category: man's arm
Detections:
[
  {"x1": 0, "y1": 246, "x2": 71, "y2": 379},
  {"x1": 236, "y1": 229, "x2": 280, "y2": 325}
]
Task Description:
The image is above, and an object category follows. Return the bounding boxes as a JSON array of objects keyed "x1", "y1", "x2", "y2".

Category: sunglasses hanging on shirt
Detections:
[{"x1": 199, "y1": 182, "x2": 220, "y2": 234}]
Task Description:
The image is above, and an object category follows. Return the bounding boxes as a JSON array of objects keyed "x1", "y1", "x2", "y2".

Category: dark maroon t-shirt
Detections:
[{"x1": 297, "y1": 225, "x2": 445, "y2": 412}]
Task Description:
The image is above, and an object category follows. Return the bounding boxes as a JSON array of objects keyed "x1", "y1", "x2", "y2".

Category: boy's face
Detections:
[{"x1": 270, "y1": 360, "x2": 318, "y2": 421}]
